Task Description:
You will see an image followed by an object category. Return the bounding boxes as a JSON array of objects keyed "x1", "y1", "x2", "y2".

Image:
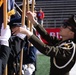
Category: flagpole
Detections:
[
  {"x1": 19, "y1": 0, "x2": 26, "y2": 75},
  {"x1": 30, "y1": 0, "x2": 35, "y2": 47},
  {"x1": 27, "y1": 0, "x2": 30, "y2": 28},
  {"x1": 26, "y1": 0, "x2": 35, "y2": 68},
  {"x1": 30, "y1": 0, "x2": 34, "y2": 32},
  {"x1": 3, "y1": 0, "x2": 8, "y2": 75},
  {"x1": 3, "y1": 0, "x2": 7, "y2": 29}
]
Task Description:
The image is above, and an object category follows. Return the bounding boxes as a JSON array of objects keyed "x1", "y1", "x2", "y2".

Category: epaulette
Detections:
[{"x1": 59, "y1": 42, "x2": 74, "y2": 50}]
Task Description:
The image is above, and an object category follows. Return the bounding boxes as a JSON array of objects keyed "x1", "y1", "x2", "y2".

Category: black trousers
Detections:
[
  {"x1": 0, "y1": 45, "x2": 11, "y2": 75},
  {"x1": 0, "y1": 60, "x2": 2, "y2": 75}
]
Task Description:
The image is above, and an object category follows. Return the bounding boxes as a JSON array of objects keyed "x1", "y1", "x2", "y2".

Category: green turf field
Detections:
[{"x1": 35, "y1": 54, "x2": 50, "y2": 75}]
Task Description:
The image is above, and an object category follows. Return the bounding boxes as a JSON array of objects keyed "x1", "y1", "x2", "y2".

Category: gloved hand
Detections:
[
  {"x1": 25, "y1": 64, "x2": 35, "y2": 75},
  {"x1": 16, "y1": 25, "x2": 26, "y2": 40},
  {"x1": 22, "y1": 65, "x2": 28, "y2": 75},
  {"x1": 0, "y1": 23, "x2": 11, "y2": 46}
]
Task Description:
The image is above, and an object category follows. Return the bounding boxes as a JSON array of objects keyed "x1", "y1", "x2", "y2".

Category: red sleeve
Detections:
[{"x1": 42, "y1": 12, "x2": 44, "y2": 19}]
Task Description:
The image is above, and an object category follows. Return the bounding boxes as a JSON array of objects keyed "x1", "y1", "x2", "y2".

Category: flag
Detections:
[
  {"x1": 0, "y1": 0, "x2": 3, "y2": 7},
  {"x1": 0, "y1": 0, "x2": 15, "y2": 29},
  {"x1": 7, "y1": 0, "x2": 15, "y2": 17}
]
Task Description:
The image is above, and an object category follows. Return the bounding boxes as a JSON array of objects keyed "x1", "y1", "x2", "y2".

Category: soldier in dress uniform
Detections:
[
  {"x1": 8, "y1": 11, "x2": 26, "y2": 75},
  {"x1": 0, "y1": 0, "x2": 15, "y2": 75},
  {"x1": 12, "y1": 11, "x2": 76, "y2": 75},
  {"x1": 8, "y1": 10, "x2": 37, "y2": 75}
]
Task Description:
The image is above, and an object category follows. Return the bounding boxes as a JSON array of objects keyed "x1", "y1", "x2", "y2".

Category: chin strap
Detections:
[{"x1": 53, "y1": 42, "x2": 75, "y2": 69}]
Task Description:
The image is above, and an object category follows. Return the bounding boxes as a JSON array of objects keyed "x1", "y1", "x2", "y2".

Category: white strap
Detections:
[{"x1": 53, "y1": 42, "x2": 75, "y2": 69}]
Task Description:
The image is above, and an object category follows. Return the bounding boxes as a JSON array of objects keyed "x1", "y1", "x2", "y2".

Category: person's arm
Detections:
[
  {"x1": 28, "y1": 34, "x2": 74, "y2": 58},
  {"x1": 34, "y1": 23, "x2": 59, "y2": 45},
  {"x1": 12, "y1": 26, "x2": 73, "y2": 59},
  {"x1": 0, "y1": 24, "x2": 11, "y2": 74},
  {"x1": 26, "y1": 11, "x2": 59, "y2": 45},
  {"x1": 12, "y1": 26, "x2": 49, "y2": 55},
  {"x1": 0, "y1": 24, "x2": 11, "y2": 46}
]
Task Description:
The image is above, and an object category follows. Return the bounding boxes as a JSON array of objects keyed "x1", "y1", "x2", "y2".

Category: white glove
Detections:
[
  {"x1": 25, "y1": 64, "x2": 35, "y2": 75},
  {"x1": 16, "y1": 25, "x2": 26, "y2": 40},
  {"x1": 22, "y1": 65, "x2": 28, "y2": 75},
  {"x1": 0, "y1": 23, "x2": 11, "y2": 46}
]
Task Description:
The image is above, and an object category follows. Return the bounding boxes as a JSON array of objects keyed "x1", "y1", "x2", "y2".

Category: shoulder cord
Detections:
[{"x1": 53, "y1": 42, "x2": 75, "y2": 69}]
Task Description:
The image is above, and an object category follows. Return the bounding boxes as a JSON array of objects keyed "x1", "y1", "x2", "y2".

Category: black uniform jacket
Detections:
[
  {"x1": 8, "y1": 36, "x2": 26, "y2": 75},
  {"x1": 28, "y1": 23, "x2": 76, "y2": 75}
]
